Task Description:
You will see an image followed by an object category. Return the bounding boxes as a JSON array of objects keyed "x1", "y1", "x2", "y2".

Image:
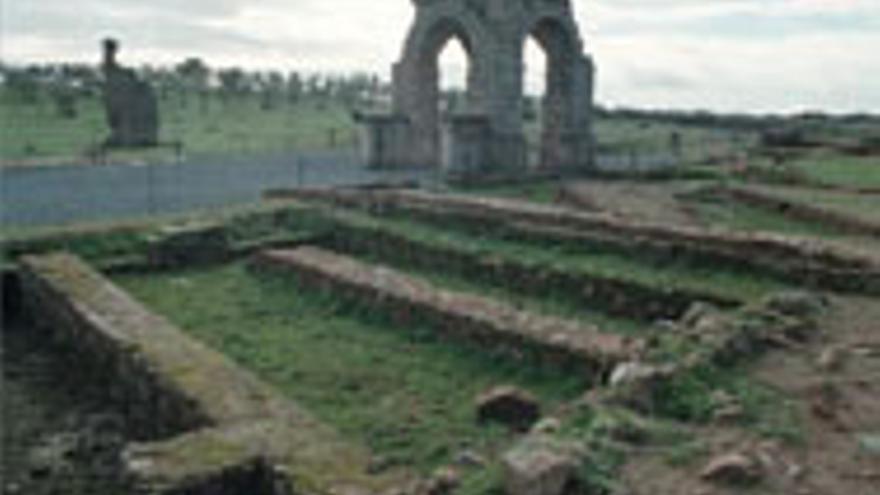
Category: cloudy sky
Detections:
[{"x1": 3, "y1": 0, "x2": 879, "y2": 113}]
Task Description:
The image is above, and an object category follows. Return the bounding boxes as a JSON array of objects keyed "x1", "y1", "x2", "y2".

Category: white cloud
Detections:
[{"x1": 2, "y1": 0, "x2": 878, "y2": 113}]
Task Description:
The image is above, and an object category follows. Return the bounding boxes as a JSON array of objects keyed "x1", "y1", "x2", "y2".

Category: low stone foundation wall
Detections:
[
  {"x1": 717, "y1": 185, "x2": 880, "y2": 238},
  {"x1": 253, "y1": 247, "x2": 640, "y2": 379},
  {"x1": 275, "y1": 188, "x2": 880, "y2": 294},
  {"x1": 317, "y1": 215, "x2": 741, "y2": 321},
  {"x1": 17, "y1": 253, "x2": 405, "y2": 494}
]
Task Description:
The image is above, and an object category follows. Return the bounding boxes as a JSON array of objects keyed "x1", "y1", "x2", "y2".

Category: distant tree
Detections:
[
  {"x1": 5, "y1": 67, "x2": 41, "y2": 104},
  {"x1": 259, "y1": 71, "x2": 285, "y2": 111},
  {"x1": 139, "y1": 66, "x2": 174, "y2": 101},
  {"x1": 63, "y1": 64, "x2": 101, "y2": 97},
  {"x1": 217, "y1": 68, "x2": 248, "y2": 104},
  {"x1": 286, "y1": 71, "x2": 303, "y2": 106},
  {"x1": 175, "y1": 57, "x2": 211, "y2": 111},
  {"x1": 48, "y1": 82, "x2": 78, "y2": 119},
  {"x1": 305, "y1": 74, "x2": 323, "y2": 99}
]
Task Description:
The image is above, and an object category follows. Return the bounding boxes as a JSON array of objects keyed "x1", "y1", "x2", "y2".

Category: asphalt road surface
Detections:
[{"x1": 1, "y1": 151, "x2": 436, "y2": 228}]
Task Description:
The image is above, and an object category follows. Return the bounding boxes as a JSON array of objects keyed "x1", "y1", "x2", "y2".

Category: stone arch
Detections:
[
  {"x1": 523, "y1": 15, "x2": 587, "y2": 168},
  {"x1": 360, "y1": 0, "x2": 595, "y2": 174},
  {"x1": 393, "y1": 11, "x2": 491, "y2": 168}
]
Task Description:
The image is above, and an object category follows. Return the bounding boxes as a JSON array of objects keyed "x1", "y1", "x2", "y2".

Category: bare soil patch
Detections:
[{"x1": 618, "y1": 294, "x2": 880, "y2": 495}]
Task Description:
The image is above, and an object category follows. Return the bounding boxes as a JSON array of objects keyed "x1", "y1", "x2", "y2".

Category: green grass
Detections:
[
  {"x1": 686, "y1": 195, "x2": 849, "y2": 238},
  {"x1": 790, "y1": 155, "x2": 880, "y2": 189},
  {"x1": 325, "y1": 209, "x2": 790, "y2": 302},
  {"x1": 455, "y1": 181, "x2": 562, "y2": 204},
  {"x1": 594, "y1": 118, "x2": 753, "y2": 165},
  {"x1": 0, "y1": 89, "x2": 108, "y2": 160},
  {"x1": 3, "y1": 85, "x2": 754, "y2": 166},
  {"x1": 0, "y1": 89, "x2": 357, "y2": 161},
  {"x1": 346, "y1": 246, "x2": 647, "y2": 335},
  {"x1": 650, "y1": 362, "x2": 803, "y2": 443},
  {"x1": 752, "y1": 185, "x2": 880, "y2": 224},
  {"x1": 115, "y1": 263, "x2": 586, "y2": 479}
]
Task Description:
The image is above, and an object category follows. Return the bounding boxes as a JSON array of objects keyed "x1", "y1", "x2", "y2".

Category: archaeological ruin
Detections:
[
  {"x1": 101, "y1": 38, "x2": 160, "y2": 148},
  {"x1": 359, "y1": 0, "x2": 596, "y2": 174}
]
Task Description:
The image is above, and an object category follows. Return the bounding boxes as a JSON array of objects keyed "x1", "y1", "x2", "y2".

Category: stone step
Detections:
[
  {"x1": 253, "y1": 247, "x2": 641, "y2": 379},
  {"x1": 269, "y1": 187, "x2": 880, "y2": 294},
  {"x1": 314, "y1": 208, "x2": 742, "y2": 321}
]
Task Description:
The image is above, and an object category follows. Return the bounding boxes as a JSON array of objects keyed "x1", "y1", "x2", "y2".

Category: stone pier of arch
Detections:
[{"x1": 359, "y1": 0, "x2": 596, "y2": 175}]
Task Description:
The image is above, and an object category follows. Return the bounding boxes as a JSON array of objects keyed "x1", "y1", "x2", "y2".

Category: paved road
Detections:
[{"x1": 1, "y1": 151, "x2": 437, "y2": 228}]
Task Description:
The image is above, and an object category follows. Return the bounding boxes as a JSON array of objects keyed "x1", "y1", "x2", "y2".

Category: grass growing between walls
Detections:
[{"x1": 115, "y1": 263, "x2": 586, "y2": 477}]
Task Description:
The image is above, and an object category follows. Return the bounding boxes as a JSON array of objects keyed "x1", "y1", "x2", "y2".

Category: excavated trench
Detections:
[{"x1": 2, "y1": 273, "x2": 135, "y2": 495}]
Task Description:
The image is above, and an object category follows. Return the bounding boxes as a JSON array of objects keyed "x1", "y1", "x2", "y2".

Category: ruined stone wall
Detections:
[
  {"x1": 317, "y1": 214, "x2": 741, "y2": 320},
  {"x1": 254, "y1": 247, "x2": 637, "y2": 378},
  {"x1": 715, "y1": 185, "x2": 880, "y2": 238},
  {"x1": 282, "y1": 188, "x2": 880, "y2": 294},
  {"x1": 366, "y1": 0, "x2": 595, "y2": 172},
  {"x1": 16, "y1": 253, "x2": 405, "y2": 494}
]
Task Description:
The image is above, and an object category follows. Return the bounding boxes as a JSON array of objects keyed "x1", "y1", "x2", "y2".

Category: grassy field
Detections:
[
  {"x1": 594, "y1": 117, "x2": 752, "y2": 164},
  {"x1": 789, "y1": 154, "x2": 880, "y2": 188},
  {"x1": 3, "y1": 86, "x2": 755, "y2": 166},
  {"x1": 116, "y1": 263, "x2": 585, "y2": 483},
  {"x1": 686, "y1": 194, "x2": 858, "y2": 238},
  {"x1": 0, "y1": 89, "x2": 357, "y2": 162}
]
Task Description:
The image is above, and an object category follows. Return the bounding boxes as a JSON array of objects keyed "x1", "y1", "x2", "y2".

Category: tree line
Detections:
[{"x1": 0, "y1": 59, "x2": 392, "y2": 119}]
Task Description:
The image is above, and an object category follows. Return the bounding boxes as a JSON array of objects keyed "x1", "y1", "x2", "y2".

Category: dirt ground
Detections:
[
  {"x1": 1, "y1": 320, "x2": 134, "y2": 495},
  {"x1": 558, "y1": 181, "x2": 709, "y2": 227},
  {"x1": 618, "y1": 294, "x2": 880, "y2": 495}
]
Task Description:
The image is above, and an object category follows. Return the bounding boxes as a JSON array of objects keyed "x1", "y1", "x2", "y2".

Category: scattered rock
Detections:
[
  {"x1": 700, "y1": 452, "x2": 762, "y2": 485},
  {"x1": 531, "y1": 417, "x2": 562, "y2": 435},
  {"x1": 786, "y1": 462, "x2": 807, "y2": 481},
  {"x1": 367, "y1": 455, "x2": 395, "y2": 474},
  {"x1": 817, "y1": 345, "x2": 848, "y2": 372},
  {"x1": 851, "y1": 343, "x2": 880, "y2": 358},
  {"x1": 502, "y1": 436, "x2": 583, "y2": 495},
  {"x1": 27, "y1": 432, "x2": 78, "y2": 479},
  {"x1": 422, "y1": 466, "x2": 461, "y2": 495},
  {"x1": 599, "y1": 412, "x2": 652, "y2": 445},
  {"x1": 857, "y1": 434, "x2": 880, "y2": 456},
  {"x1": 609, "y1": 362, "x2": 673, "y2": 388},
  {"x1": 711, "y1": 390, "x2": 744, "y2": 423},
  {"x1": 808, "y1": 381, "x2": 843, "y2": 423},
  {"x1": 712, "y1": 404, "x2": 745, "y2": 424},
  {"x1": 475, "y1": 386, "x2": 541, "y2": 432},
  {"x1": 454, "y1": 450, "x2": 487, "y2": 468},
  {"x1": 681, "y1": 302, "x2": 722, "y2": 328},
  {"x1": 606, "y1": 361, "x2": 677, "y2": 412},
  {"x1": 763, "y1": 291, "x2": 827, "y2": 319}
]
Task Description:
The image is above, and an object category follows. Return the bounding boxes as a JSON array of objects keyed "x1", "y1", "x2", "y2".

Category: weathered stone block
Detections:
[{"x1": 502, "y1": 435, "x2": 584, "y2": 495}]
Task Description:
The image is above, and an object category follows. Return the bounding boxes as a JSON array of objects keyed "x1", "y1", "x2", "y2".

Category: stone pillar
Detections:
[
  {"x1": 486, "y1": 40, "x2": 528, "y2": 172},
  {"x1": 442, "y1": 114, "x2": 490, "y2": 175},
  {"x1": 356, "y1": 113, "x2": 412, "y2": 169},
  {"x1": 392, "y1": 58, "x2": 440, "y2": 168}
]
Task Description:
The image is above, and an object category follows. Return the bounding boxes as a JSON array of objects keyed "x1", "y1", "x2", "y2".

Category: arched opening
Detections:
[
  {"x1": 525, "y1": 18, "x2": 577, "y2": 169},
  {"x1": 523, "y1": 37, "x2": 547, "y2": 167},
  {"x1": 439, "y1": 37, "x2": 470, "y2": 114},
  {"x1": 411, "y1": 18, "x2": 477, "y2": 167}
]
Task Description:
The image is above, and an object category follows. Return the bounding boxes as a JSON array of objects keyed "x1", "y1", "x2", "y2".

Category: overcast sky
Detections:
[{"x1": 3, "y1": 0, "x2": 879, "y2": 114}]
